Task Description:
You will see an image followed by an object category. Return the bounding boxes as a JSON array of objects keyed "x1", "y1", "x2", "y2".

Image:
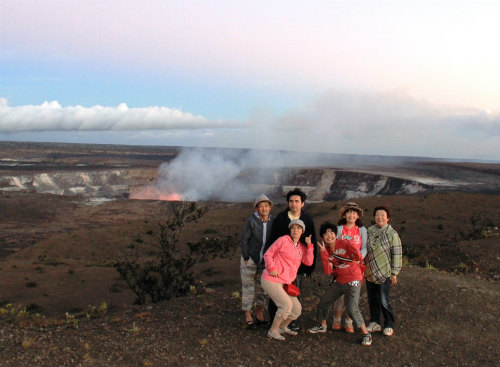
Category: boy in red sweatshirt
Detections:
[{"x1": 308, "y1": 221, "x2": 372, "y2": 346}]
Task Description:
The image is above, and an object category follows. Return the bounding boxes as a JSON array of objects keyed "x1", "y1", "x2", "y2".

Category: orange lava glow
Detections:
[{"x1": 129, "y1": 186, "x2": 182, "y2": 201}]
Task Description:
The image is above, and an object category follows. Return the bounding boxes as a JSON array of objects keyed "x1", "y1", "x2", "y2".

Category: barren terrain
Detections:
[
  {"x1": 1, "y1": 142, "x2": 499, "y2": 366},
  {"x1": 1, "y1": 190, "x2": 499, "y2": 366}
]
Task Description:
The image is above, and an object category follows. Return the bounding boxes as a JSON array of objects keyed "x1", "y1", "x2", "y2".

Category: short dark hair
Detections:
[
  {"x1": 319, "y1": 221, "x2": 337, "y2": 238},
  {"x1": 286, "y1": 188, "x2": 307, "y2": 203},
  {"x1": 373, "y1": 205, "x2": 391, "y2": 218}
]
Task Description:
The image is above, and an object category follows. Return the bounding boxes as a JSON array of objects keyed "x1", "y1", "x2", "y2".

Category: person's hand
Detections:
[
  {"x1": 317, "y1": 239, "x2": 326, "y2": 252},
  {"x1": 270, "y1": 270, "x2": 279, "y2": 277},
  {"x1": 305, "y1": 234, "x2": 312, "y2": 245},
  {"x1": 390, "y1": 275, "x2": 398, "y2": 284}
]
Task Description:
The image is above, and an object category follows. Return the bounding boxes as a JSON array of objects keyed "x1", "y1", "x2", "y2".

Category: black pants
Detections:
[
  {"x1": 366, "y1": 277, "x2": 395, "y2": 328},
  {"x1": 268, "y1": 274, "x2": 304, "y2": 321}
]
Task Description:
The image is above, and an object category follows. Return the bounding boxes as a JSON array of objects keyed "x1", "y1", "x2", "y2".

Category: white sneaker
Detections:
[
  {"x1": 366, "y1": 322, "x2": 381, "y2": 332},
  {"x1": 383, "y1": 327, "x2": 394, "y2": 336},
  {"x1": 308, "y1": 325, "x2": 327, "y2": 334}
]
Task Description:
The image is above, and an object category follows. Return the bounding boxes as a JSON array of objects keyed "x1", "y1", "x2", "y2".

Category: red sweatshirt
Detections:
[{"x1": 320, "y1": 239, "x2": 364, "y2": 284}]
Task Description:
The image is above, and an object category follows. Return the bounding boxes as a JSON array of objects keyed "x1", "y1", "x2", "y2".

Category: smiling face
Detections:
[
  {"x1": 374, "y1": 209, "x2": 389, "y2": 228},
  {"x1": 322, "y1": 228, "x2": 336, "y2": 250},
  {"x1": 255, "y1": 201, "x2": 271, "y2": 221},
  {"x1": 288, "y1": 195, "x2": 305, "y2": 216},
  {"x1": 344, "y1": 209, "x2": 359, "y2": 225},
  {"x1": 289, "y1": 223, "x2": 304, "y2": 242}
]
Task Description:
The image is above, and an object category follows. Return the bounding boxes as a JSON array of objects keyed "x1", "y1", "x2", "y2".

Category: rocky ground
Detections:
[
  {"x1": 1, "y1": 176, "x2": 499, "y2": 366},
  {"x1": 1, "y1": 265, "x2": 499, "y2": 367}
]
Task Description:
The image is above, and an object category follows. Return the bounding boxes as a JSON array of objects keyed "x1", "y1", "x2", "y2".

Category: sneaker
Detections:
[
  {"x1": 287, "y1": 322, "x2": 300, "y2": 332},
  {"x1": 308, "y1": 325, "x2": 327, "y2": 334},
  {"x1": 279, "y1": 327, "x2": 298, "y2": 336},
  {"x1": 383, "y1": 327, "x2": 394, "y2": 336},
  {"x1": 267, "y1": 330, "x2": 285, "y2": 340},
  {"x1": 366, "y1": 322, "x2": 381, "y2": 332},
  {"x1": 361, "y1": 333, "x2": 372, "y2": 346},
  {"x1": 331, "y1": 320, "x2": 341, "y2": 331},
  {"x1": 344, "y1": 322, "x2": 354, "y2": 333}
]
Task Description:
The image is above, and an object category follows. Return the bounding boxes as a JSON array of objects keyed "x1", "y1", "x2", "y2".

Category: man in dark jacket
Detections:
[
  {"x1": 240, "y1": 194, "x2": 274, "y2": 325},
  {"x1": 265, "y1": 188, "x2": 317, "y2": 330}
]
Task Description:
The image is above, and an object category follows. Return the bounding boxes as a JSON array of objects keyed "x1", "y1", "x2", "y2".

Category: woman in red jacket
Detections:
[
  {"x1": 261, "y1": 219, "x2": 314, "y2": 340},
  {"x1": 307, "y1": 221, "x2": 372, "y2": 346}
]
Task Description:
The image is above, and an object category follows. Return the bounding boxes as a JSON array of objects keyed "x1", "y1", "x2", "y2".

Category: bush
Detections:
[{"x1": 114, "y1": 201, "x2": 235, "y2": 304}]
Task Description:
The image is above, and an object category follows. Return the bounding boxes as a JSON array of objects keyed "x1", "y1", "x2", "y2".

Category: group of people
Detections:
[{"x1": 239, "y1": 188, "x2": 402, "y2": 346}]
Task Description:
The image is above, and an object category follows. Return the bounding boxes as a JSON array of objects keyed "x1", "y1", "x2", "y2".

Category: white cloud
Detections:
[
  {"x1": 0, "y1": 98, "x2": 240, "y2": 132},
  {"x1": 1, "y1": 91, "x2": 498, "y2": 161},
  {"x1": 239, "y1": 89, "x2": 500, "y2": 160}
]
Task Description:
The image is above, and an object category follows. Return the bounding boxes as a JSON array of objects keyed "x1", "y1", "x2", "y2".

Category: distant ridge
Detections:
[{"x1": 1, "y1": 140, "x2": 498, "y2": 165}]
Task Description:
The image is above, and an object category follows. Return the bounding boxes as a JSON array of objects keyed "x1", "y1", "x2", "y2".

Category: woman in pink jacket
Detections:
[{"x1": 261, "y1": 219, "x2": 314, "y2": 340}]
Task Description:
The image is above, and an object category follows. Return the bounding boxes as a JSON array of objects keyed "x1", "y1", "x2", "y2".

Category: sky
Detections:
[{"x1": 1, "y1": 0, "x2": 499, "y2": 161}]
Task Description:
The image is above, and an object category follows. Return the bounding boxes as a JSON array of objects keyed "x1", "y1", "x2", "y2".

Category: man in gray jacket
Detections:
[{"x1": 240, "y1": 194, "x2": 274, "y2": 326}]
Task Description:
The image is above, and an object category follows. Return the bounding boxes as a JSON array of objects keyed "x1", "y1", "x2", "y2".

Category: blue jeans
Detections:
[{"x1": 366, "y1": 277, "x2": 395, "y2": 328}]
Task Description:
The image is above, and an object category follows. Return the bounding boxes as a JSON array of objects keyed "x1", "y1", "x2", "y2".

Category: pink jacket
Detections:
[{"x1": 262, "y1": 235, "x2": 314, "y2": 284}]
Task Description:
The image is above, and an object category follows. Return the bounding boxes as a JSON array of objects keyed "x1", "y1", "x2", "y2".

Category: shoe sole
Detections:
[
  {"x1": 367, "y1": 323, "x2": 381, "y2": 332},
  {"x1": 280, "y1": 329, "x2": 298, "y2": 336},
  {"x1": 308, "y1": 330, "x2": 327, "y2": 334},
  {"x1": 267, "y1": 334, "x2": 285, "y2": 341}
]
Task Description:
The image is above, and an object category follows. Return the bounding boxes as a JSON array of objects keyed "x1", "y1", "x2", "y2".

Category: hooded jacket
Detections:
[
  {"x1": 262, "y1": 235, "x2": 314, "y2": 284},
  {"x1": 240, "y1": 211, "x2": 274, "y2": 265}
]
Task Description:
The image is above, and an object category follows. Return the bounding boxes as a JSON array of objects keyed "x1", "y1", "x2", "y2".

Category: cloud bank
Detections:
[
  {"x1": 0, "y1": 98, "x2": 238, "y2": 132},
  {"x1": 1, "y1": 91, "x2": 498, "y2": 161},
  {"x1": 241, "y1": 90, "x2": 500, "y2": 160}
]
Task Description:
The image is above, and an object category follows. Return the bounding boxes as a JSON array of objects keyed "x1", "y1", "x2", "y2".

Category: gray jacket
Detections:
[{"x1": 240, "y1": 211, "x2": 274, "y2": 265}]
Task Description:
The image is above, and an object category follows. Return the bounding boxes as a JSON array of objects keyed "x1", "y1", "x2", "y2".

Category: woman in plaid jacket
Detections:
[{"x1": 364, "y1": 205, "x2": 403, "y2": 337}]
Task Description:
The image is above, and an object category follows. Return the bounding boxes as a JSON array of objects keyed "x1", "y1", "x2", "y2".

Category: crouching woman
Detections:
[{"x1": 261, "y1": 219, "x2": 314, "y2": 340}]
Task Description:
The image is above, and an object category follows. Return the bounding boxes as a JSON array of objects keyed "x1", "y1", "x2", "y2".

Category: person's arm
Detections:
[
  {"x1": 301, "y1": 214, "x2": 317, "y2": 274},
  {"x1": 301, "y1": 235, "x2": 314, "y2": 266},
  {"x1": 318, "y1": 242, "x2": 333, "y2": 276},
  {"x1": 390, "y1": 229, "x2": 403, "y2": 283},
  {"x1": 360, "y1": 226, "x2": 368, "y2": 259},
  {"x1": 263, "y1": 237, "x2": 282, "y2": 275},
  {"x1": 348, "y1": 239, "x2": 363, "y2": 262},
  {"x1": 239, "y1": 217, "x2": 252, "y2": 262}
]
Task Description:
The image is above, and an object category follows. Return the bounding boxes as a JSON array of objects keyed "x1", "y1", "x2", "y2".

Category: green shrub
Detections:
[{"x1": 115, "y1": 201, "x2": 235, "y2": 304}]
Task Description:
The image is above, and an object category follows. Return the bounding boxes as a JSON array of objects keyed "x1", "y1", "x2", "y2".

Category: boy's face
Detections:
[{"x1": 322, "y1": 228, "x2": 336, "y2": 249}]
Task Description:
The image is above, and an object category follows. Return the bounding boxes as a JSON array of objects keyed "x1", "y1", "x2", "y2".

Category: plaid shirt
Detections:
[{"x1": 364, "y1": 224, "x2": 402, "y2": 284}]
